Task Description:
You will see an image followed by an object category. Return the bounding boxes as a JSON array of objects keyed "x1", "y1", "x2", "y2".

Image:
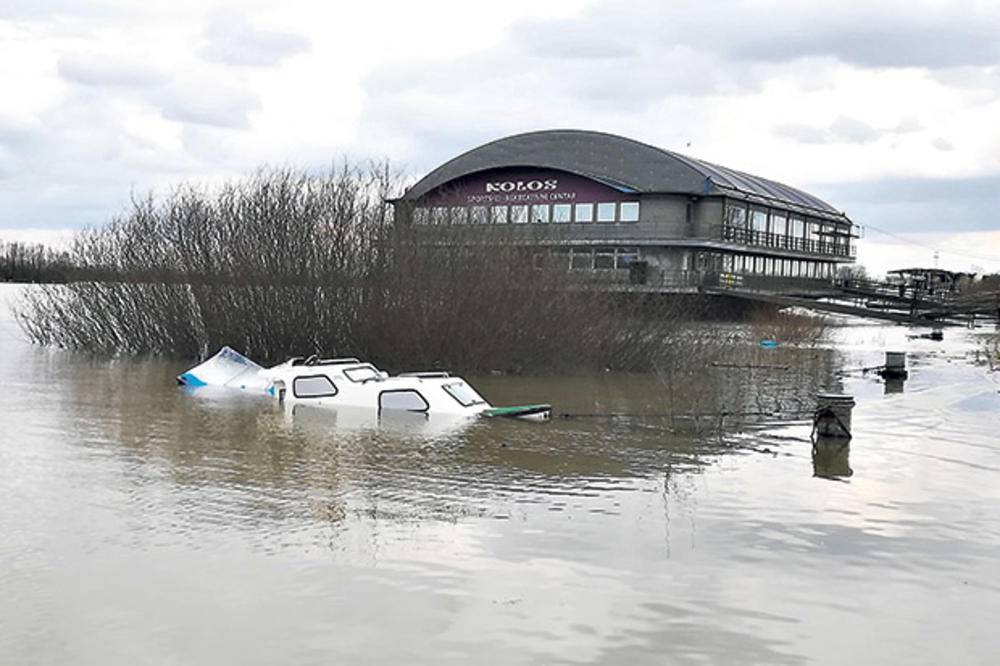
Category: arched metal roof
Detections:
[{"x1": 401, "y1": 129, "x2": 848, "y2": 220}]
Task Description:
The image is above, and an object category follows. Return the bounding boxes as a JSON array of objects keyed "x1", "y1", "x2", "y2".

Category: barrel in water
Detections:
[
  {"x1": 814, "y1": 394, "x2": 855, "y2": 439},
  {"x1": 882, "y1": 351, "x2": 908, "y2": 380}
]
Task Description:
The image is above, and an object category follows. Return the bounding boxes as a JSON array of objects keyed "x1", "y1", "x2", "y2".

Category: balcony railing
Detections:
[
  {"x1": 722, "y1": 226, "x2": 856, "y2": 258},
  {"x1": 569, "y1": 268, "x2": 838, "y2": 294}
]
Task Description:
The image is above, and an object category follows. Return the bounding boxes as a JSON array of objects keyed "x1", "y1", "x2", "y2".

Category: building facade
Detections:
[{"x1": 392, "y1": 130, "x2": 855, "y2": 287}]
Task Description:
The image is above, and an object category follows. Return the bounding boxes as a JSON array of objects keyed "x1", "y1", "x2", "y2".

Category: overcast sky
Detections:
[{"x1": 3, "y1": 0, "x2": 1000, "y2": 274}]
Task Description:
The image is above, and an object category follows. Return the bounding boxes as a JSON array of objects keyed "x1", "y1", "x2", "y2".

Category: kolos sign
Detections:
[{"x1": 484, "y1": 179, "x2": 558, "y2": 193}]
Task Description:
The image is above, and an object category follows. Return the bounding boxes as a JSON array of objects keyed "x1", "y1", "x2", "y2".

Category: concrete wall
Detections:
[
  {"x1": 637, "y1": 195, "x2": 687, "y2": 238},
  {"x1": 692, "y1": 199, "x2": 724, "y2": 238}
]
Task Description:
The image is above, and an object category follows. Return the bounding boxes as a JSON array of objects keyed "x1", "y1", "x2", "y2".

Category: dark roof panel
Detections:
[{"x1": 401, "y1": 130, "x2": 848, "y2": 220}]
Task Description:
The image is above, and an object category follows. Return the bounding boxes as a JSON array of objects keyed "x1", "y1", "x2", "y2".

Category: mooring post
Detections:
[
  {"x1": 813, "y1": 393, "x2": 855, "y2": 439},
  {"x1": 882, "y1": 351, "x2": 908, "y2": 379}
]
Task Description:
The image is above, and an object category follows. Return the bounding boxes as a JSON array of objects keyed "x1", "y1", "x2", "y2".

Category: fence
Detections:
[{"x1": 721, "y1": 226, "x2": 855, "y2": 258}]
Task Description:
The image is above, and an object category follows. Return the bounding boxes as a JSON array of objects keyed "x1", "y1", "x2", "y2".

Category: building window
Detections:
[
  {"x1": 807, "y1": 219, "x2": 822, "y2": 241},
  {"x1": 726, "y1": 202, "x2": 748, "y2": 230},
  {"x1": 575, "y1": 203, "x2": 594, "y2": 223},
  {"x1": 470, "y1": 206, "x2": 488, "y2": 225},
  {"x1": 597, "y1": 202, "x2": 617, "y2": 222},
  {"x1": 531, "y1": 204, "x2": 550, "y2": 223},
  {"x1": 790, "y1": 215, "x2": 805, "y2": 238},
  {"x1": 570, "y1": 248, "x2": 592, "y2": 270},
  {"x1": 491, "y1": 206, "x2": 508, "y2": 224},
  {"x1": 770, "y1": 211, "x2": 788, "y2": 236},
  {"x1": 751, "y1": 207, "x2": 768, "y2": 232},
  {"x1": 412, "y1": 207, "x2": 429, "y2": 225},
  {"x1": 552, "y1": 204, "x2": 572, "y2": 223},
  {"x1": 450, "y1": 207, "x2": 467, "y2": 225},
  {"x1": 431, "y1": 206, "x2": 448, "y2": 225},
  {"x1": 293, "y1": 375, "x2": 338, "y2": 398},
  {"x1": 616, "y1": 247, "x2": 639, "y2": 268},
  {"x1": 594, "y1": 247, "x2": 615, "y2": 269},
  {"x1": 620, "y1": 202, "x2": 640, "y2": 222},
  {"x1": 510, "y1": 205, "x2": 528, "y2": 224}
]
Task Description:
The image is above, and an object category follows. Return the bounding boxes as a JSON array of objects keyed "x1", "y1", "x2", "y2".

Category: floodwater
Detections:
[{"x1": 2, "y1": 284, "x2": 999, "y2": 665}]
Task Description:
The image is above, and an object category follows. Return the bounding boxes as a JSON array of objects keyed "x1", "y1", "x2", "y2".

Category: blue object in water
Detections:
[
  {"x1": 759, "y1": 340, "x2": 779, "y2": 349},
  {"x1": 177, "y1": 372, "x2": 207, "y2": 387}
]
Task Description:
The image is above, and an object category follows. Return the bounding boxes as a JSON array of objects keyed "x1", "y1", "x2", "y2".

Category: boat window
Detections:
[
  {"x1": 379, "y1": 390, "x2": 429, "y2": 413},
  {"x1": 293, "y1": 375, "x2": 338, "y2": 398},
  {"x1": 343, "y1": 366, "x2": 381, "y2": 382},
  {"x1": 443, "y1": 381, "x2": 487, "y2": 407}
]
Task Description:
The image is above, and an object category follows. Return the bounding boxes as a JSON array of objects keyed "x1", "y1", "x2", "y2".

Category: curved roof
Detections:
[{"x1": 401, "y1": 129, "x2": 848, "y2": 220}]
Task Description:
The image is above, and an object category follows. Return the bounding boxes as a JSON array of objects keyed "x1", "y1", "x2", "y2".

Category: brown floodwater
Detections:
[{"x1": 2, "y1": 284, "x2": 999, "y2": 664}]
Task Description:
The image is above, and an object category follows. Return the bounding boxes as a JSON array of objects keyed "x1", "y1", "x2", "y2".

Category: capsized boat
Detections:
[{"x1": 177, "y1": 347, "x2": 551, "y2": 420}]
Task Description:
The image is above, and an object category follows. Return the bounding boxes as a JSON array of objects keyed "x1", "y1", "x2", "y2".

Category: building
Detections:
[
  {"x1": 392, "y1": 130, "x2": 856, "y2": 288},
  {"x1": 886, "y1": 268, "x2": 975, "y2": 295}
]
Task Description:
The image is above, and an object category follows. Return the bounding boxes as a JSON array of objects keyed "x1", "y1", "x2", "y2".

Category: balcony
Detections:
[{"x1": 721, "y1": 225, "x2": 856, "y2": 258}]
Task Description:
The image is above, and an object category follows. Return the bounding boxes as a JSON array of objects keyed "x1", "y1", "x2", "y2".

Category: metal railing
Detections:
[
  {"x1": 721, "y1": 226, "x2": 856, "y2": 258},
  {"x1": 570, "y1": 268, "x2": 837, "y2": 293}
]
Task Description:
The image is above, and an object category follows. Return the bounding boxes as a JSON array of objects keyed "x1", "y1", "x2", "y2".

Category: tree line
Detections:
[
  {"x1": 1, "y1": 241, "x2": 76, "y2": 283},
  {"x1": 15, "y1": 163, "x2": 696, "y2": 373}
]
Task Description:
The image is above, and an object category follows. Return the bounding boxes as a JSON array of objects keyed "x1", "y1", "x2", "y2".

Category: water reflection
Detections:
[
  {"x1": 812, "y1": 437, "x2": 853, "y2": 480},
  {"x1": 884, "y1": 376, "x2": 906, "y2": 394}
]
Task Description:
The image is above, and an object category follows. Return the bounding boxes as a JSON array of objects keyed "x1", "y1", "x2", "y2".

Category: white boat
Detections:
[{"x1": 177, "y1": 347, "x2": 551, "y2": 420}]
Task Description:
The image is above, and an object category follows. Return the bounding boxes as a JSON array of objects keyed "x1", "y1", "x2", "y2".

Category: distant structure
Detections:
[
  {"x1": 886, "y1": 268, "x2": 976, "y2": 296},
  {"x1": 391, "y1": 129, "x2": 856, "y2": 288}
]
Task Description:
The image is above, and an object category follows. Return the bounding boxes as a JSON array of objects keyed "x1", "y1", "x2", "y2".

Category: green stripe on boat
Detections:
[{"x1": 483, "y1": 404, "x2": 552, "y2": 419}]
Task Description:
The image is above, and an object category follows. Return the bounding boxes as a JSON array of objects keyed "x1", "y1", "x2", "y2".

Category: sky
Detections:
[{"x1": 2, "y1": 0, "x2": 1000, "y2": 276}]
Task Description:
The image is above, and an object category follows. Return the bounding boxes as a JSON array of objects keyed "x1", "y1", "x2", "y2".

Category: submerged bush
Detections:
[{"x1": 16, "y1": 163, "x2": 689, "y2": 373}]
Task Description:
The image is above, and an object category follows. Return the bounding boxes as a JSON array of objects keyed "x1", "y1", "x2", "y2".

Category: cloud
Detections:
[
  {"x1": 198, "y1": 12, "x2": 310, "y2": 67},
  {"x1": 153, "y1": 79, "x2": 261, "y2": 129},
  {"x1": 774, "y1": 116, "x2": 904, "y2": 145},
  {"x1": 57, "y1": 53, "x2": 168, "y2": 88},
  {"x1": 513, "y1": 21, "x2": 635, "y2": 60},
  {"x1": 661, "y1": 0, "x2": 1000, "y2": 69},
  {"x1": 495, "y1": 0, "x2": 1000, "y2": 70},
  {"x1": 932, "y1": 137, "x2": 954, "y2": 151},
  {"x1": 812, "y1": 175, "x2": 1000, "y2": 233}
]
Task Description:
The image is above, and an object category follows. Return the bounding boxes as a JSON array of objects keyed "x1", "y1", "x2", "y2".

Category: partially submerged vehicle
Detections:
[{"x1": 177, "y1": 347, "x2": 551, "y2": 420}]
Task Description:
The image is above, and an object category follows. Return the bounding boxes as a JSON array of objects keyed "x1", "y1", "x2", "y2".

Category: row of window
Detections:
[
  {"x1": 725, "y1": 201, "x2": 851, "y2": 247},
  {"x1": 291, "y1": 374, "x2": 482, "y2": 411},
  {"x1": 548, "y1": 246, "x2": 639, "y2": 270},
  {"x1": 412, "y1": 201, "x2": 640, "y2": 226},
  {"x1": 696, "y1": 251, "x2": 836, "y2": 279}
]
